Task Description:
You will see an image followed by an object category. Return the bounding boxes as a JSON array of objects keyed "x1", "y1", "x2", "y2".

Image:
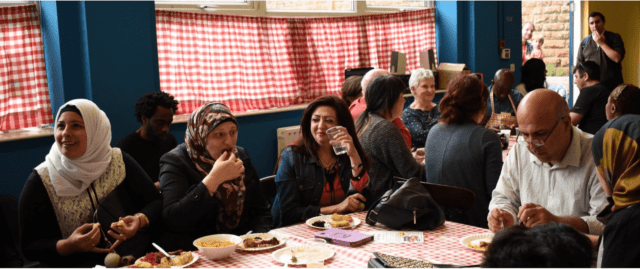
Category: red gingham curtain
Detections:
[
  {"x1": 0, "y1": 5, "x2": 52, "y2": 131},
  {"x1": 156, "y1": 9, "x2": 436, "y2": 114}
]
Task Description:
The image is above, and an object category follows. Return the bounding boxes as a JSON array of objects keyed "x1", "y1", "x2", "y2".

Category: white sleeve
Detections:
[{"x1": 488, "y1": 144, "x2": 522, "y2": 222}]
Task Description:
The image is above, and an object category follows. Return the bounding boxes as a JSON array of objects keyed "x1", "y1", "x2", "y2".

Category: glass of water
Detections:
[{"x1": 326, "y1": 126, "x2": 347, "y2": 155}]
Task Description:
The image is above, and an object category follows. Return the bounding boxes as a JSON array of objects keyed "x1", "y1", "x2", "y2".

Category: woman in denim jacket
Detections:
[{"x1": 271, "y1": 96, "x2": 369, "y2": 228}]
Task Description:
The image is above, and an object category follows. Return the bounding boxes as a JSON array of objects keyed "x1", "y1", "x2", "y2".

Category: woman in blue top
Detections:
[
  {"x1": 271, "y1": 96, "x2": 369, "y2": 228},
  {"x1": 401, "y1": 68, "x2": 441, "y2": 148}
]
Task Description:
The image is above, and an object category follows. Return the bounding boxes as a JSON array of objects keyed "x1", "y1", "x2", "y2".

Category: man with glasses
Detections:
[
  {"x1": 487, "y1": 90, "x2": 607, "y2": 241},
  {"x1": 570, "y1": 61, "x2": 610, "y2": 135}
]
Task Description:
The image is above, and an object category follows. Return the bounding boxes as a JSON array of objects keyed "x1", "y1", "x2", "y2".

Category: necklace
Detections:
[{"x1": 317, "y1": 152, "x2": 337, "y2": 170}]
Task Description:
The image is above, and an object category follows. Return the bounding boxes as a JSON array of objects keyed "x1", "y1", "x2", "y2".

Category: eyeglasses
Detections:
[{"x1": 516, "y1": 116, "x2": 564, "y2": 147}]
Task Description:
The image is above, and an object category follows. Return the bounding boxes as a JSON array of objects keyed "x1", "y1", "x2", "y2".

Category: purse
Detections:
[
  {"x1": 365, "y1": 177, "x2": 445, "y2": 230},
  {"x1": 89, "y1": 183, "x2": 149, "y2": 257},
  {"x1": 485, "y1": 90, "x2": 517, "y2": 129}
]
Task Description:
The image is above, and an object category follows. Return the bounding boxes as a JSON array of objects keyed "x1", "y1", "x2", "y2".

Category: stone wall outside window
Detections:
[{"x1": 522, "y1": 1, "x2": 571, "y2": 76}]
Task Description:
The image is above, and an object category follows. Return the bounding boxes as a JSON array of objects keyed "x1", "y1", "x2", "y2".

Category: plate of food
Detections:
[
  {"x1": 460, "y1": 233, "x2": 494, "y2": 252},
  {"x1": 238, "y1": 233, "x2": 287, "y2": 251},
  {"x1": 272, "y1": 245, "x2": 334, "y2": 265},
  {"x1": 131, "y1": 250, "x2": 198, "y2": 268},
  {"x1": 306, "y1": 213, "x2": 361, "y2": 230}
]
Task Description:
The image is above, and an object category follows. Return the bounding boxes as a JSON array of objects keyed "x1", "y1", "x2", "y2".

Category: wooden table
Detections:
[{"x1": 189, "y1": 211, "x2": 490, "y2": 268}]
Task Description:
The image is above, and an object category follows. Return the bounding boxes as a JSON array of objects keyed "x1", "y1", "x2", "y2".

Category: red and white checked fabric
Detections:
[
  {"x1": 188, "y1": 211, "x2": 489, "y2": 268},
  {"x1": 155, "y1": 9, "x2": 436, "y2": 115},
  {"x1": 0, "y1": 5, "x2": 53, "y2": 131}
]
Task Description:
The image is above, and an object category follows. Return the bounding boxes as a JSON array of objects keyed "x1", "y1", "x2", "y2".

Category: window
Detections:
[
  {"x1": 266, "y1": 0, "x2": 353, "y2": 12},
  {"x1": 366, "y1": 0, "x2": 432, "y2": 8},
  {"x1": 155, "y1": 1, "x2": 436, "y2": 115},
  {"x1": 0, "y1": 4, "x2": 53, "y2": 131}
]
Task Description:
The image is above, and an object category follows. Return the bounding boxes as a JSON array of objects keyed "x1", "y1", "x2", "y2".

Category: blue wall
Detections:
[
  {"x1": 436, "y1": 1, "x2": 522, "y2": 86},
  {"x1": 0, "y1": 1, "x2": 520, "y2": 201}
]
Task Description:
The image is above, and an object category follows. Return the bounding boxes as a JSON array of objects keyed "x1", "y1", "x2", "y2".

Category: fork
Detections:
[{"x1": 152, "y1": 242, "x2": 176, "y2": 259}]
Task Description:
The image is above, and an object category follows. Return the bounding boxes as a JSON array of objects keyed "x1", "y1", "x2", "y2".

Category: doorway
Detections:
[{"x1": 522, "y1": 1, "x2": 573, "y2": 105}]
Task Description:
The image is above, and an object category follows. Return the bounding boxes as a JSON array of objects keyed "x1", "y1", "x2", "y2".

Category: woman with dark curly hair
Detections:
[
  {"x1": 605, "y1": 84, "x2": 640, "y2": 120},
  {"x1": 271, "y1": 96, "x2": 369, "y2": 227},
  {"x1": 424, "y1": 74, "x2": 502, "y2": 228},
  {"x1": 515, "y1": 58, "x2": 547, "y2": 96}
]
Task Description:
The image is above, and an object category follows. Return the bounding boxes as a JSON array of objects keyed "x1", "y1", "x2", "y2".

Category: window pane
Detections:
[
  {"x1": 266, "y1": 0, "x2": 352, "y2": 11},
  {"x1": 366, "y1": 0, "x2": 427, "y2": 8}
]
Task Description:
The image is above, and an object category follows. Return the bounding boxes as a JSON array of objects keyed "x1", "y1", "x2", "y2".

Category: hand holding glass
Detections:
[{"x1": 326, "y1": 126, "x2": 347, "y2": 155}]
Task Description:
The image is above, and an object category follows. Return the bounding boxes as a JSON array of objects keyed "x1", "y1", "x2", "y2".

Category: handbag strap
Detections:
[
  {"x1": 508, "y1": 94, "x2": 517, "y2": 114},
  {"x1": 490, "y1": 90, "x2": 496, "y2": 114},
  {"x1": 365, "y1": 195, "x2": 389, "y2": 226}
]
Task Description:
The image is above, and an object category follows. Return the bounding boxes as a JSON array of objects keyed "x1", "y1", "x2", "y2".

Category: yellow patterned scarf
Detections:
[{"x1": 592, "y1": 115, "x2": 640, "y2": 212}]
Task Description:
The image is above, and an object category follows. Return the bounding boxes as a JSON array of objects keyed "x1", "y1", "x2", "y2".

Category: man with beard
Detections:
[
  {"x1": 116, "y1": 91, "x2": 179, "y2": 189},
  {"x1": 577, "y1": 12, "x2": 625, "y2": 90}
]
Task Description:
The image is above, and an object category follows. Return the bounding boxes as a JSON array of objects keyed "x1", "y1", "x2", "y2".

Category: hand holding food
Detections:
[
  {"x1": 203, "y1": 151, "x2": 244, "y2": 194},
  {"x1": 109, "y1": 215, "x2": 140, "y2": 240},
  {"x1": 58, "y1": 223, "x2": 109, "y2": 256},
  {"x1": 336, "y1": 193, "x2": 366, "y2": 214}
]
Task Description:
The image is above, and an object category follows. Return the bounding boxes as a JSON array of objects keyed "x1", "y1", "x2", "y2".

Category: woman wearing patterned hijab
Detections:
[
  {"x1": 19, "y1": 99, "x2": 162, "y2": 267},
  {"x1": 159, "y1": 103, "x2": 271, "y2": 251},
  {"x1": 592, "y1": 114, "x2": 640, "y2": 267}
]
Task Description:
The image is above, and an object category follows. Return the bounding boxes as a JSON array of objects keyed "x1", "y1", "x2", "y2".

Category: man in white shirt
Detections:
[{"x1": 488, "y1": 89, "x2": 607, "y2": 236}]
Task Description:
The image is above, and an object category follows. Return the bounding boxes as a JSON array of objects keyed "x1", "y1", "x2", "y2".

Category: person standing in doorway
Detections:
[
  {"x1": 522, "y1": 22, "x2": 535, "y2": 64},
  {"x1": 577, "y1": 12, "x2": 625, "y2": 90}
]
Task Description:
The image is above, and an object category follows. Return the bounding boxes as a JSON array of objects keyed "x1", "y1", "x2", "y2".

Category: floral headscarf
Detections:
[
  {"x1": 185, "y1": 103, "x2": 245, "y2": 231},
  {"x1": 592, "y1": 114, "x2": 640, "y2": 222}
]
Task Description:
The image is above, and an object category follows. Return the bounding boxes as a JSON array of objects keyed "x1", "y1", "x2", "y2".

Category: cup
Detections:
[{"x1": 326, "y1": 126, "x2": 347, "y2": 155}]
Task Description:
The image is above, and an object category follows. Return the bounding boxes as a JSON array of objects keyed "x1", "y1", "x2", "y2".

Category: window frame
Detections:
[{"x1": 154, "y1": 0, "x2": 434, "y2": 16}]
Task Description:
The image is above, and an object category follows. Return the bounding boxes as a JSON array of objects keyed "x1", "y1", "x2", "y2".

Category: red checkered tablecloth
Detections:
[{"x1": 189, "y1": 212, "x2": 490, "y2": 268}]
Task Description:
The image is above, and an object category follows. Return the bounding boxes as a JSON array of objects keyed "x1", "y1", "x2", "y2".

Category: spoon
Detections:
[{"x1": 152, "y1": 242, "x2": 176, "y2": 259}]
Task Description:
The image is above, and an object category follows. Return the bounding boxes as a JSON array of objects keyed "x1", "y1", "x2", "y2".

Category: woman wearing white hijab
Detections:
[{"x1": 19, "y1": 99, "x2": 162, "y2": 267}]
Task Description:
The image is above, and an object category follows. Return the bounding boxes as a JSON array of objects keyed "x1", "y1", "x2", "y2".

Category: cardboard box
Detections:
[{"x1": 436, "y1": 63, "x2": 470, "y2": 89}]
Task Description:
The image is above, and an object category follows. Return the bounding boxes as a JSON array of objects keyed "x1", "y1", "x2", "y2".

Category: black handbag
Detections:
[
  {"x1": 90, "y1": 183, "x2": 149, "y2": 257},
  {"x1": 365, "y1": 177, "x2": 445, "y2": 230}
]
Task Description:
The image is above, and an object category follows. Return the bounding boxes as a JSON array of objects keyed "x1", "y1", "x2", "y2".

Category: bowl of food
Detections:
[{"x1": 193, "y1": 234, "x2": 242, "y2": 260}]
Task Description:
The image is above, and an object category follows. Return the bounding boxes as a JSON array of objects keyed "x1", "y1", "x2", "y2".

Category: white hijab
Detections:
[{"x1": 42, "y1": 99, "x2": 113, "y2": 197}]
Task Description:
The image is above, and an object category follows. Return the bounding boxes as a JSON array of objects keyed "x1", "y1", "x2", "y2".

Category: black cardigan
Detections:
[
  {"x1": 19, "y1": 151, "x2": 162, "y2": 267},
  {"x1": 158, "y1": 144, "x2": 272, "y2": 251}
]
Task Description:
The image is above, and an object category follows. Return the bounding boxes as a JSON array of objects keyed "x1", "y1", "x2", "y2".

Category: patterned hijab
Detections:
[
  {"x1": 592, "y1": 114, "x2": 640, "y2": 216},
  {"x1": 185, "y1": 102, "x2": 245, "y2": 231},
  {"x1": 41, "y1": 99, "x2": 113, "y2": 197}
]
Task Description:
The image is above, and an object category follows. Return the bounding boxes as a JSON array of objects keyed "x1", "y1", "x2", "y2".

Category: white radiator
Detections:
[{"x1": 277, "y1": 125, "x2": 301, "y2": 155}]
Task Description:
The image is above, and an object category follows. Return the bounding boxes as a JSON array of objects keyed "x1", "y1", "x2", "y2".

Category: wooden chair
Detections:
[
  {"x1": 392, "y1": 177, "x2": 476, "y2": 220},
  {"x1": 259, "y1": 175, "x2": 277, "y2": 209}
]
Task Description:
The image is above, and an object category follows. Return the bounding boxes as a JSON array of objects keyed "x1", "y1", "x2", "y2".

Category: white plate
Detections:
[
  {"x1": 135, "y1": 252, "x2": 199, "y2": 268},
  {"x1": 459, "y1": 233, "x2": 494, "y2": 252},
  {"x1": 272, "y1": 245, "x2": 334, "y2": 265},
  {"x1": 237, "y1": 233, "x2": 287, "y2": 251},
  {"x1": 305, "y1": 215, "x2": 361, "y2": 230}
]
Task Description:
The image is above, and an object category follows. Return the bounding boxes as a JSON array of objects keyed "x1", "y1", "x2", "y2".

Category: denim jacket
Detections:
[{"x1": 271, "y1": 146, "x2": 355, "y2": 228}]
